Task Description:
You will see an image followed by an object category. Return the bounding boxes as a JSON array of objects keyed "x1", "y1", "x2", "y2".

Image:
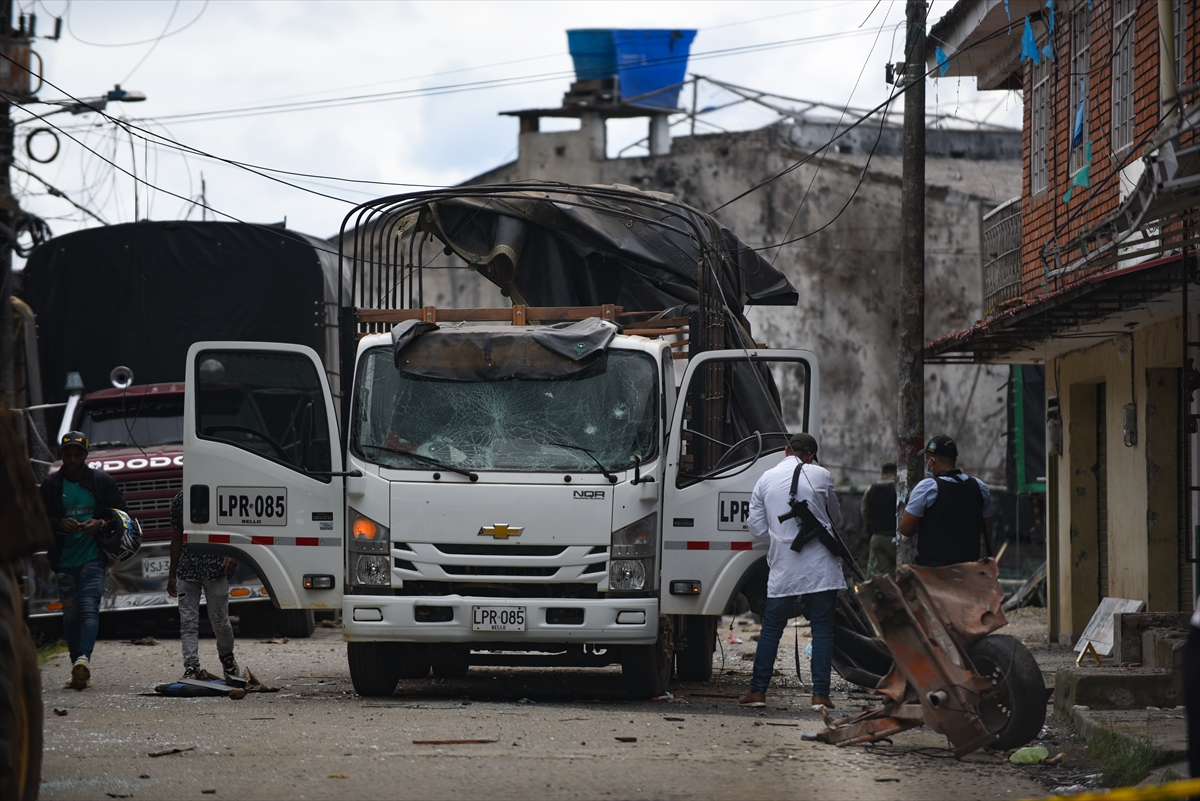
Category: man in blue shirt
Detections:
[
  {"x1": 40, "y1": 431, "x2": 127, "y2": 689},
  {"x1": 899, "y1": 435, "x2": 992, "y2": 567}
]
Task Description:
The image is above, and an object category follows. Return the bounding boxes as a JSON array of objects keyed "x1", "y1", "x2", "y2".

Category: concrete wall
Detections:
[
  {"x1": 1049, "y1": 317, "x2": 1188, "y2": 643},
  {"x1": 386, "y1": 119, "x2": 1021, "y2": 486}
]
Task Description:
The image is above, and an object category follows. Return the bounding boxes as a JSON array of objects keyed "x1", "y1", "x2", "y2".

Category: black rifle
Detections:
[{"x1": 778, "y1": 465, "x2": 865, "y2": 582}]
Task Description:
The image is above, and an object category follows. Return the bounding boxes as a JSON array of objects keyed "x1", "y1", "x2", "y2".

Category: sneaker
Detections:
[
  {"x1": 811, "y1": 695, "x2": 835, "y2": 710},
  {"x1": 739, "y1": 691, "x2": 766, "y2": 707},
  {"x1": 70, "y1": 657, "x2": 91, "y2": 690},
  {"x1": 181, "y1": 665, "x2": 201, "y2": 680},
  {"x1": 220, "y1": 654, "x2": 240, "y2": 681}
]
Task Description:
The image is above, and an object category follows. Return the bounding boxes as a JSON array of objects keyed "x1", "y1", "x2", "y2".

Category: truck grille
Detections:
[
  {"x1": 394, "y1": 581, "x2": 600, "y2": 599},
  {"x1": 125, "y1": 497, "x2": 174, "y2": 512},
  {"x1": 118, "y1": 477, "x2": 183, "y2": 495},
  {"x1": 442, "y1": 565, "x2": 558, "y2": 577},
  {"x1": 433, "y1": 544, "x2": 567, "y2": 557},
  {"x1": 137, "y1": 516, "x2": 173, "y2": 531}
]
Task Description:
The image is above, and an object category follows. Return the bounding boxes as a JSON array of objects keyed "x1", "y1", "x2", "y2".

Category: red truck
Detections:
[{"x1": 17, "y1": 220, "x2": 344, "y2": 638}]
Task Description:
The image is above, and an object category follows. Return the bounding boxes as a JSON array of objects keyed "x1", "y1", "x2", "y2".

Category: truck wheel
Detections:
[
  {"x1": 0, "y1": 564, "x2": 42, "y2": 801},
  {"x1": 622, "y1": 615, "x2": 673, "y2": 699},
  {"x1": 274, "y1": 609, "x2": 315, "y2": 639},
  {"x1": 967, "y1": 634, "x2": 1046, "y2": 750},
  {"x1": 432, "y1": 663, "x2": 469, "y2": 679},
  {"x1": 347, "y1": 642, "x2": 402, "y2": 697},
  {"x1": 399, "y1": 661, "x2": 431, "y2": 680},
  {"x1": 675, "y1": 615, "x2": 716, "y2": 682}
]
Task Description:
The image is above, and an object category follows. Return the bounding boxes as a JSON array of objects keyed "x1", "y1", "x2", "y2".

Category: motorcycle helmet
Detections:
[{"x1": 99, "y1": 509, "x2": 143, "y2": 563}]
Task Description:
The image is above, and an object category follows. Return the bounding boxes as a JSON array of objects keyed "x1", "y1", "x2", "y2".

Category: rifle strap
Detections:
[{"x1": 789, "y1": 462, "x2": 804, "y2": 506}]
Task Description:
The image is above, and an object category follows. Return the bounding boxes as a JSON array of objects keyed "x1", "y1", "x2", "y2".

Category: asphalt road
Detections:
[{"x1": 38, "y1": 620, "x2": 1051, "y2": 801}]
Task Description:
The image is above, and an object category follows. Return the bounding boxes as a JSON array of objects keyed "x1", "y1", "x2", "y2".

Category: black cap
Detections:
[
  {"x1": 926, "y1": 434, "x2": 957, "y2": 458},
  {"x1": 788, "y1": 432, "x2": 818, "y2": 454},
  {"x1": 881, "y1": 462, "x2": 897, "y2": 473},
  {"x1": 60, "y1": 430, "x2": 89, "y2": 451}
]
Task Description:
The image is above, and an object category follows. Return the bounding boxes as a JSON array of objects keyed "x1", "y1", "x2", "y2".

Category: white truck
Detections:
[{"x1": 179, "y1": 185, "x2": 815, "y2": 697}]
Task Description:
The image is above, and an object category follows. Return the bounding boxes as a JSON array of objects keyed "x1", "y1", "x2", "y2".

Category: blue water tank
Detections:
[{"x1": 566, "y1": 28, "x2": 697, "y2": 110}]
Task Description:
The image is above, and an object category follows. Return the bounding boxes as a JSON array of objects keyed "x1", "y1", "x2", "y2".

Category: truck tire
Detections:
[
  {"x1": 967, "y1": 634, "x2": 1046, "y2": 750},
  {"x1": 675, "y1": 615, "x2": 716, "y2": 682},
  {"x1": 347, "y1": 642, "x2": 403, "y2": 697},
  {"x1": 0, "y1": 563, "x2": 42, "y2": 801},
  {"x1": 622, "y1": 616, "x2": 673, "y2": 699},
  {"x1": 274, "y1": 609, "x2": 315, "y2": 639}
]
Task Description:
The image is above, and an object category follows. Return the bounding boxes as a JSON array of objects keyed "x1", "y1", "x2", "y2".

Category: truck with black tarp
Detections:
[
  {"x1": 17, "y1": 220, "x2": 347, "y2": 637},
  {"x1": 177, "y1": 184, "x2": 835, "y2": 696}
]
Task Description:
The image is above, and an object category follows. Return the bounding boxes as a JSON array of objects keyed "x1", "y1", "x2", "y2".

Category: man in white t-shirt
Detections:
[{"x1": 739, "y1": 433, "x2": 844, "y2": 711}]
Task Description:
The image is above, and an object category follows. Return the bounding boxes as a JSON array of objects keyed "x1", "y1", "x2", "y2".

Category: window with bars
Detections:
[
  {"x1": 1112, "y1": 0, "x2": 1136, "y2": 153},
  {"x1": 1070, "y1": 5, "x2": 1091, "y2": 175},
  {"x1": 1031, "y1": 48, "x2": 1051, "y2": 196},
  {"x1": 1175, "y1": 0, "x2": 1187, "y2": 92}
]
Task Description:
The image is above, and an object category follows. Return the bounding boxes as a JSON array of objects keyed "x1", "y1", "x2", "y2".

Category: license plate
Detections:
[
  {"x1": 216, "y1": 486, "x2": 287, "y2": 526},
  {"x1": 142, "y1": 556, "x2": 172, "y2": 579},
  {"x1": 471, "y1": 606, "x2": 526, "y2": 632}
]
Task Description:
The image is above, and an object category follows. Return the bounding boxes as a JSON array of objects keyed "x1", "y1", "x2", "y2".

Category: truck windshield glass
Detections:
[
  {"x1": 83, "y1": 400, "x2": 185, "y2": 448},
  {"x1": 353, "y1": 347, "x2": 658, "y2": 473}
]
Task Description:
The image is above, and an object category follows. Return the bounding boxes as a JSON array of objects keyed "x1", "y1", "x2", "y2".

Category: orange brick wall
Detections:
[{"x1": 1018, "y1": 0, "x2": 1195, "y2": 300}]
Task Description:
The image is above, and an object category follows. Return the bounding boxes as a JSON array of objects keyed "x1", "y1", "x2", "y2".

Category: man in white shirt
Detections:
[{"x1": 740, "y1": 433, "x2": 845, "y2": 711}]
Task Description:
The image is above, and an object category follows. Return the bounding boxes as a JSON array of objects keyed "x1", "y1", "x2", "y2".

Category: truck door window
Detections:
[
  {"x1": 195, "y1": 350, "x2": 332, "y2": 477},
  {"x1": 677, "y1": 357, "x2": 809, "y2": 488}
]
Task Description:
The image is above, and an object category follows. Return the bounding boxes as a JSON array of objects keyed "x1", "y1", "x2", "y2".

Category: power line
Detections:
[
  {"x1": 63, "y1": 26, "x2": 885, "y2": 127},
  {"x1": 66, "y1": 0, "x2": 208, "y2": 47}
]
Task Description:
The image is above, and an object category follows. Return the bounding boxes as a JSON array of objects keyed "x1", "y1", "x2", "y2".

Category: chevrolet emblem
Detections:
[{"x1": 478, "y1": 523, "x2": 524, "y2": 540}]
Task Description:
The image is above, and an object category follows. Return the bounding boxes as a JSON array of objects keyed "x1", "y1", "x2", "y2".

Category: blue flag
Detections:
[
  {"x1": 1048, "y1": 0, "x2": 1056, "y2": 33},
  {"x1": 936, "y1": 46, "x2": 950, "y2": 76},
  {"x1": 1071, "y1": 82, "x2": 1087, "y2": 148},
  {"x1": 1021, "y1": 16, "x2": 1040, "y2": 63}
]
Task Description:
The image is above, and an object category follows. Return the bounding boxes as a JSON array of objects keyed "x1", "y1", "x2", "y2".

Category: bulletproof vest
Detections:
[
  {"x1": 915, "y1": 471, "x2": 986, "y2": 568},
  {"x1": 865, "y1": 479, "x2": 897, "y2": 533}
]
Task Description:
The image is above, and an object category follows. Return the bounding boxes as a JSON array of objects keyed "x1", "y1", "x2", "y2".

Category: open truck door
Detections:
[
  {"x1": 183, "y1": 342, "x2": 344, "y2": 611},
  {"x1": 661, "y1": 349, "x2": 819, "y2": 619}
]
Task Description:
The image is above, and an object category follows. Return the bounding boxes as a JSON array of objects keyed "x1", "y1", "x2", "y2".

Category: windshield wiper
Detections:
[
  {"x1": 549, "y1": 442, "x2": 618, "y2": 484},
  {"x1": 360, "y1": 443, "x2": 479, "y2": 482}
]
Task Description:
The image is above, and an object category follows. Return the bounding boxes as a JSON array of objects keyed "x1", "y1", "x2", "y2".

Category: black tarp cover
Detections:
[
  {"x1": 413, "y1": 186, "x2": 798, "y2": 329},
  {"x1": 21, "y1": 221, "x2": 345, "y2": 406}
]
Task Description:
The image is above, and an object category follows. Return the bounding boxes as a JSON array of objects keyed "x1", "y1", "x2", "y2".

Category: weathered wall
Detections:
[
  {"x1": 387, "y1": 120, "x2": 1021, "y2": 486},
  {"x1": 1050, "y1": 317, "x2": 1187, "y2": 642}
]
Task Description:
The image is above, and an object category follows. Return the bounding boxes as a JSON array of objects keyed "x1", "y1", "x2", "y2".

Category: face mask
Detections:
[{"x1": 925, "y1": 461, "x2": 934, "y2": 478}]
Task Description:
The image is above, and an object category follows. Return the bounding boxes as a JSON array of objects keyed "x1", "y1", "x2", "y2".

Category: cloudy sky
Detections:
[{"x1": 13, "y1": 0, "x2": 1020, "y2": 247}]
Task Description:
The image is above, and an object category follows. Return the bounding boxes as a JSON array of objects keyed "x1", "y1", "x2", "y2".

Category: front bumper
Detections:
[{"x1": 343, "y1": 595, "x2": 659, "y2": 645}]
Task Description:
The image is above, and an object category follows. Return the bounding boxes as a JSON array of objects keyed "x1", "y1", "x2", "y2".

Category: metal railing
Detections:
[{"x1": 982, "y1": 197, "x2": 1022, "y2": 317}]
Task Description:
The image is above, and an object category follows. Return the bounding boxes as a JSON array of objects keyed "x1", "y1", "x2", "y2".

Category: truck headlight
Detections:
[
  {"x1": 349, "y1": 509, "x2": 389, "y2": 553},
  {"x1": 609, "y1": 559, "x2": 647, "y2": 591},
  {"x1": 353, "y1": 554, "x2": 391, "y2": 586},
  {"x1": 609, "y1": 513, "x2": 657, "y2": 592}
]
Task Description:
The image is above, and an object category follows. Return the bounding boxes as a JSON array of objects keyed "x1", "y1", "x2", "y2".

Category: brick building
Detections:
[{"x1": 927, "y1": 0, "x2": 1200, "y2": 644}]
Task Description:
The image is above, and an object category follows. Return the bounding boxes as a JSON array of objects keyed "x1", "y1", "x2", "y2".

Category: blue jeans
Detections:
[
  {"x1": 57, "y1": 557, "x2": 107, "y2": 663},
  {"x1": 751, "y1": 589, "x2": 838, "y2": 697}
]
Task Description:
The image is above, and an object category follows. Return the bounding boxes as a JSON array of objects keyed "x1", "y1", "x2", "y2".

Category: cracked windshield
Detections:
[{"x1": 353, "y1": 347, "x2": 657, "y2": 472}]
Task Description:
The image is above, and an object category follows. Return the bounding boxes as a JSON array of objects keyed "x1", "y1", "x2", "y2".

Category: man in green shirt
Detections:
[{"x1": 40, "y1": 431, "x2": 127, "y2": 690}]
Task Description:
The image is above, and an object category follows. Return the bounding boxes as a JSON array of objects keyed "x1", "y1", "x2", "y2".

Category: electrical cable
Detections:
[
  {"x1": 762, "y1": 0, "x2": 899, "y2": 264},
  {"x1": 66, "y1": 0, "x2": 208, "y2": 47},
  {"x1": 65, "y1": 26, "x2": 886, "y2": 127},
  {"x1": 709, "y1": 18, "x2": 1033, "y2": 215}
]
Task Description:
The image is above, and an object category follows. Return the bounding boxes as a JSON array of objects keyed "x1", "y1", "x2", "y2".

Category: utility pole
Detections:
[
  {"x1": 896, "y1": 0, "x2": 927, "y2": 566},
  {"x1": 0, "y1": 0, "x2": 15, "y2": 410}
]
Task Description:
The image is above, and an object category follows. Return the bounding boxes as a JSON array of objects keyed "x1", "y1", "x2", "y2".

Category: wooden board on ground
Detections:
[{"x1": 1074, "y1": 597, "x2": 1146, "y2": 656}]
